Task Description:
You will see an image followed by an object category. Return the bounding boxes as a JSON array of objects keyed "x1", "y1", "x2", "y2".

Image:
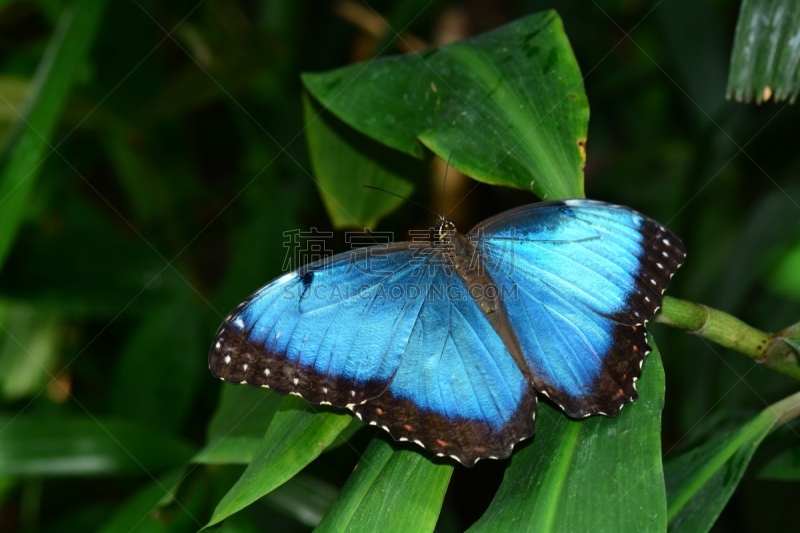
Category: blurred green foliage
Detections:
[
  {"x1": 727, "y1": 0, "x2": 800, "y2": 104},
  {"x1": 0, "y1": 0, "x2": 799, "y2": 531}
]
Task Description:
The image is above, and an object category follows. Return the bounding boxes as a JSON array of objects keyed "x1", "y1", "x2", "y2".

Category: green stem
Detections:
[{"x1": 655, "y1": 296, "x2": 800, "y2": 382}]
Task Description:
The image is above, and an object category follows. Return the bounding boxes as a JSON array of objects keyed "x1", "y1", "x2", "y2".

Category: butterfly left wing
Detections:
[
  {"x1": 209, "y1": 244, "x2": 429, "y2": 408},
  {"x1": 472, "y1": 199, "x2": 685, "y2": 418},
  {"x1": 210, "y1": 242, "x2": 536, "y2": 465}
]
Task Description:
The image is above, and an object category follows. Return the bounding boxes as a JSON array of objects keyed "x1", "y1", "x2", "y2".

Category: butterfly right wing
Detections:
[{"x1": 471, "y1": 200, "x2": 684, "y2": 418}]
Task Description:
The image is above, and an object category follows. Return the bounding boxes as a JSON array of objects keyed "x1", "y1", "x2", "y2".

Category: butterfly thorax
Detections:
[
  {"x1": 435, "y1": 217, "x2": 500, "y2": 315},
  {"x1": 433, "y1": 216, "x2": 532, "y2": 384}
]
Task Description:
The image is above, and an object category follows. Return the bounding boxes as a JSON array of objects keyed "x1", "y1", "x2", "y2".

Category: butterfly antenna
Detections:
[
  {"x1": 442, "y1": 149, "x2": 454, "y2": 219},
  {"x1": 363, "y1": 185, "x2": 439, "y2": 219}
]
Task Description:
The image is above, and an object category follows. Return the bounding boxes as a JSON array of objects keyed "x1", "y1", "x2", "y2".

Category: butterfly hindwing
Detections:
[
  {"x1": 210, "y1": 241, "x2": 535, "y2": 465},
  {"x1": 353, "y1": 267, "x2": 535, "y2": 465},
  {"x1": 472, "y1": 199, "x2": 685, "y2": 418}
]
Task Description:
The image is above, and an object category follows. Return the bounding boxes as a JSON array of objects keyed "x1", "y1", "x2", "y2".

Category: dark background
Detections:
[{"x1": 0, "y1": 0, "x2": 798, "y2": 530}]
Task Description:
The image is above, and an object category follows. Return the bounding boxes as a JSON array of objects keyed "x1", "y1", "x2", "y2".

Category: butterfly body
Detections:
[{"x1": 209, "y1": 200, "x2": 685, "y2": 466}]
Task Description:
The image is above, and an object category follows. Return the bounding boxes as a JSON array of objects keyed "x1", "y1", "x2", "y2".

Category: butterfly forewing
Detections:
[
  {"x1": 472, "y1": 199, "x2": 685, "y2": 417},
  {"x1": 210, "y1": 244, "x2": 425, "y2": 407}
]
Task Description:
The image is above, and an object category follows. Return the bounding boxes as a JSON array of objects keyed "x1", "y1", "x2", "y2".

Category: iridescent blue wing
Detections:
[
  {"x1": 352, "y1": 267, "x2": 536, "y2": 464},
  {"x1": 209, "y1": 243, "x2": 535, "y2": 465},
  {"x1": 471, "y1": 199, "x2": 685, "y2": 418}
]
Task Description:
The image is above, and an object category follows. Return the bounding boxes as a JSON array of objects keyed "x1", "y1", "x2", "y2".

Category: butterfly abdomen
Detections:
[
  {"x1": 441, "y1": 228, "x2": 502, "y2": 315},
  {"x1": 440, "y1": 225, "x2": 535, "y2": 387}
]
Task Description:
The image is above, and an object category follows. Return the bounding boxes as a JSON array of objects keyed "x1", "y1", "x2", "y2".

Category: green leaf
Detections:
[
  {"x1": 206, "y1": 395, "x2": 352, "y2": 526},
  {"x1": 316, "y1": 438, "x2": 452, "y2": 532},
  {"x1": 262, "y1": 472, "x2": 339, "y2": 528},
  {"x1": 195, "y1": 385, "x2": 283, "y2": 465},
  {"x1": 0, "y1": 301, "x2": 60, "y2": 400},
  {"x1": 303, "y1": 94, "x2": 420, "y2": 229},
  {"x1": 302, "y1": 10, "x2": 588, "y2": 203},
  {"x1": 727, "y1": 0, "x2": 800, "y2": 104},
  {"x1": 0, "y1": 415, "x2": 194, "y2": 477},
  {"x1": 0, "y1": 0, "x2": 106, "y2": 269},
  {"x1": 665, "y1": 390, "x2": 800, "y2": 531},
  {"x1": 469, "y1": 337, "x2": 667, "y2": 532}
]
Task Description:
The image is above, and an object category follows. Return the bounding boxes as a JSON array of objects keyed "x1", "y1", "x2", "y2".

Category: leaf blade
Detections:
[
  {"x1": 0, "y1": 0, "x2": 107, "y2": 268},
  {"x1": 469, "y1": 337, "x2": 667, "y2": 532},
  {"x1": 303, "y1": 93, "x2": 419, "y2": 229},
  {"x1": 727, "y1": 0, "x2": 800, "y2": 104},
  {"x1": 316, "y1": 438, "x2": 452, "y2": 533},
  {"x1": 206, "y1": 395, "x2": 352, "y2": 526},
  {"x1": 665, "y1": 390, "x2": 800, "y2": 531},
  {"x1": 302, "y1": 10, "x2": 587, "y2": 203}
]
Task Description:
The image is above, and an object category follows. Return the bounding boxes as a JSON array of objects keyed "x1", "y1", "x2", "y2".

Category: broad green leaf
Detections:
[
  {"x1": 470, "y1": 338, "x2": 667, "y2": 532},
  {"x1": 207, "y1": 395, "x2": 352, "y2": 526},
  {"x1": 727, "y1": 0, "x2": 800, "y2": 104},
  {"x1": 302, "y1": 10, "x2": 588, "y2": 205},
  {"x1": 666, "y1": 389, "x2": 800, "y2": 531},
  {"x1": 303, "y1": 94, "x2": 419, "y2": 229},
  {"x1": 0, "y1": 415, "x2": 194, "y2": 477},
  {"x1": 316, "y1": 438, "x2": 452, "y2": 533},
  {"x1": 0, "y1": 301, "x2": 60, "y2": 400},
  {"x1": 195, "y1": 385, "x2": 283, "y2": 465},
  {"x1": 0, "y1": 0, "x2": 106, "y2": 269}
]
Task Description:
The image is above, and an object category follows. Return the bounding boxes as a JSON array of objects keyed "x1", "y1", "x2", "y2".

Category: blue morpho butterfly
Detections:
[{"x1": 209, "y1": 199, "x2": 685, "y2": 466}]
